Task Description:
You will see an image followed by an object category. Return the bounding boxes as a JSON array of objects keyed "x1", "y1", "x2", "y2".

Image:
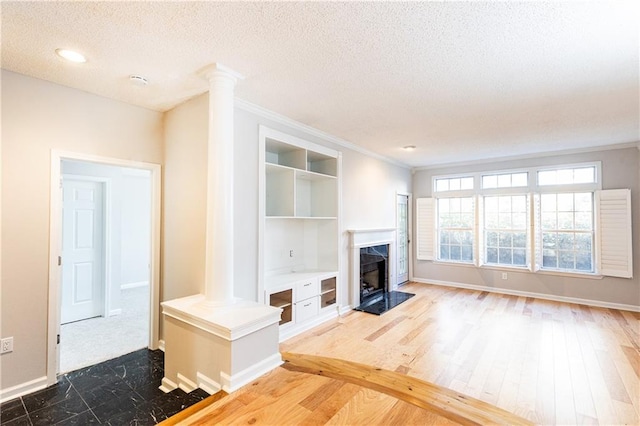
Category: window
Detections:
[
  {"x1": 484, "y1": 195, "x2": 528, "y2": 267},
  {"x1": 539, "y1": 192, "x2": 593, "y2": 272},
  {"x1": 482, "y1": 172, "x2": 528, "y2": 189},
  {"x1": 435, "y1": 176, "x2": 474, "y2": 192},
  {"x1": 537, "y1": 166, "x2": 596, "y2": 186},
  {"x1": 437, "y1": 197, "x2": 474, "y2": 263}
]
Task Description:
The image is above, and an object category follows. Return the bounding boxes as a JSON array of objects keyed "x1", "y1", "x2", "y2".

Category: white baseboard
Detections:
[
  {"x1": 108, "y1": 309, "x2": 122, "y2": 317},
  {"x1": 177, "y1": 373, "x2": 197, "y2": 393},
  {"x1": 0, "y1": 376, "x2": 48, "y2": 403},
  {"x1": 197, "y1": 372, "x2": 221, "y2": 395},
  {"x1": 158, "y1": 339, "x2": 165, "y2": 352},
  {"x1": 159, "y1": 377, "x2": 177, "y2": 393},
  {"x1": 220, "y1": 352, "x2": 283, "y2": 393},
  {"x1": 411, "y1": 278, "x2": 640, "y2": 312},
  {"x1": 121, "y1": 281, "x2": 149, "y2": 290}
]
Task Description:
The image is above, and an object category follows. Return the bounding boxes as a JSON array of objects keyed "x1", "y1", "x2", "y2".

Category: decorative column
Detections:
[
  {"x1": 160, "y1": 63, "x2": 282, "y2": 396},
  {"x1": 204, "y1": 64, "x2": 243, "y2": 303}
]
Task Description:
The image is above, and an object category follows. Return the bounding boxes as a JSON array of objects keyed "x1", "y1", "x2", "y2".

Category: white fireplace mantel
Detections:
[{"x1": 348, "y1": 228, "x2": 397, "y2": 308}]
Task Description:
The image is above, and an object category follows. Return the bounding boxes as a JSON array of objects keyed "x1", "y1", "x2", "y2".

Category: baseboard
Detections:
[
  {"x1": 196, "y1": 372, "x2": 221, "y2": 395},
  {"x1": 0, "y1": 376, "x2": 48, "y2": 403},
  {"x1": 177, "y1": 373, "x2": 197, "y2": 393},
  {"x1": 159, "y1": 377, "x2": 177, "y2": 393},
  {"x1": 121, "y1": 281, "x2": 149, "y2": 290},
  {"x1": 220, "y1": 352, "x2": 283, "y2": 393},
  {"x1": 158, "y1": 339, "x2": 165, "y2": 352},
  {"x1": 411, "y1": 278, "x2": 640, "y2": 312},
  {"x1": 108, "y1": 309, "x2": 122, "y2": 317}
]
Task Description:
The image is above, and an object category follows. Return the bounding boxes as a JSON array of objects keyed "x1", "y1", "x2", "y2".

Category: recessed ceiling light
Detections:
[
  {"x1": 403, "y1": 145, "x2": 416, "y2": 151},
  {"x1": 129, "y1": 75, "x2": 149, "y2": 86},
  {"x1": 55, "y1": 48, "x2": 86, "y2": 63}
]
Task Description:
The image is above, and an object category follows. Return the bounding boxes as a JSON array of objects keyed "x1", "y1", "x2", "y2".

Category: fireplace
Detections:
[
  {"x1": 348, "y1": 229, "x2": 414, "y2": 315},
  {"x1": 360, "y1": 244, "x2": 388, "y2": 303}
]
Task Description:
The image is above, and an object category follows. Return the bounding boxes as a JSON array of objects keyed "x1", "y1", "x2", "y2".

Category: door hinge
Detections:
[
  {"x1": 58, "y1": 256, "x2": 62, "y2": 266},
  {"x1": 57, "y1": 334, "x2": 60, "y2": 344}
]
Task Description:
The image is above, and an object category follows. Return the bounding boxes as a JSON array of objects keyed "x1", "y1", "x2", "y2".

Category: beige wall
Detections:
[
  {"x1": 0, "y1": 70, "x2": 163, "y2": 389},
  {"x1": 412, "y1": 147, "x2": 640, "y2": 308}
]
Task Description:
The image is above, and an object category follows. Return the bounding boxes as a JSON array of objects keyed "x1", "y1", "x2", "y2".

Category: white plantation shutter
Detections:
[
  {"x1": 596, "y1": 189, "x2": 633, "y2": 278},
  {"x1": 416, "y1": 197, "x2": 434, "y2": 260}
]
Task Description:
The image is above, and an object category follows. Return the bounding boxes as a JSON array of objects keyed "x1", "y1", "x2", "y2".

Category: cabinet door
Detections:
[{"x1": 320, "y1": 276, "x2": 337, "y2": 309}]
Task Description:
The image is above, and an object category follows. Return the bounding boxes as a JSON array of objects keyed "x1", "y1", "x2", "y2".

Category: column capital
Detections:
[{"x1": 200, "y1": 63, "x2": 245, "y2": 84}]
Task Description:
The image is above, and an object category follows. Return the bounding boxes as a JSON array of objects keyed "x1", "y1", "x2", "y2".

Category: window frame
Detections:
[{"x1": 431, "y1": 161, "x2": 602, "y2": 276}]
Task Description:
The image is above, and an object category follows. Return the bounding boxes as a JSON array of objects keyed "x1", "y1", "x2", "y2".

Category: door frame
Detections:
[
  {"x1": 47, "y1": 150, "x2": 162, "y2": 385},
  {"x1": 61, "y1": 174, "x2": 112, "y2": 322},
  {"x1": 395, "y1": 192, "x2": 413, "y2": 285}
]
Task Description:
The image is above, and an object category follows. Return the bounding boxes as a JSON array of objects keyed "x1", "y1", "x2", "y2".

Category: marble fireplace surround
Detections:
[{"x1": 348, "y1": 228, "x2": 397, "y2": 309}]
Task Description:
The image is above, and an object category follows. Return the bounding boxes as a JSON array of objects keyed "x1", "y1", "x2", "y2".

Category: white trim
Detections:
[
  {"x1": 413, "y1": 142, "x2": 639, "y2": 171},
  {"x1": 177, "y1": 373, "x2": 198, "y2": 393},
  {"x1": 237, "y1": 98, "x2": 409, "y2": 169},
  {"x1": 411, "y1": 278, "x2": 640, "y2": 312},
  {"x1": 47, "y1": 150, "x2": 162, "y2": 388},
  {"x1": 159, "y1": 377, "x2": 177, "y2": 393},
  {"x1": 196, "y1": 372, "x2": 221, "y2": 395},
  {"x1": 219, "y1": 353, "x2": 283, "y2": 393},
  {"x1": 108, "y1": 309, "x2": 122, "y2": 317},
  {"x1": 158, "y1": 339, "x2": 165, "y2": 352},
  {"x1": 121, "y1": 281, "x2": 149, "y2": 290},
  {"x1": 0, "y1": 376, "x2": 48, "y2": 403}
]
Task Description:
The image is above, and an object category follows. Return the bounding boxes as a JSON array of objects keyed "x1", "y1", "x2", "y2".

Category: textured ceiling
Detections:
[{"x1": 1, "y1": 1, "x2": 638, "y2": 167}]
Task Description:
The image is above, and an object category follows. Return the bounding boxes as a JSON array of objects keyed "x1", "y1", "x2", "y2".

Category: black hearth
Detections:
[{"x1": 355, "y1": 244, "x2": 414, "y2": 315}]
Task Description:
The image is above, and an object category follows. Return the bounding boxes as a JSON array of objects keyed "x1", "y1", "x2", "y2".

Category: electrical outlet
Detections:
[
  {"x1": 501, "y1": 272, "x2": 508, "y2": 280},
  {"x1": 1, "y1": 337, "x2": 13, "y2": 354},
  {"x1": 289, "y1": 250, "x2": 294, "y2": 258}
]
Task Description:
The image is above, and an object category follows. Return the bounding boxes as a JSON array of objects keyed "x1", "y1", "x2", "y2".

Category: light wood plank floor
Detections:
[{"x1": 171, "y1": 282, "x2": 640, "y2": 425}]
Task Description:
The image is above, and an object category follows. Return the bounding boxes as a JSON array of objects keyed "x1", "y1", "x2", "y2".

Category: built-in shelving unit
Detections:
[{"x1": 259, "y1": 126, "x2": 341, "y2": 341}]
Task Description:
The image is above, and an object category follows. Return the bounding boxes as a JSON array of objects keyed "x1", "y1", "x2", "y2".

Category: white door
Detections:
[
  {"x1": 397, "y1": 194, "x2": 409, "y2": 284},
  {"x1": 61, "y1": 179, "x2": 105, "y2": 324}
]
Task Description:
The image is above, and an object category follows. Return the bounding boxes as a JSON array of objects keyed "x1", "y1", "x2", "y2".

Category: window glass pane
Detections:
[
  {"x1": 575, "y1": 212, "x2": 592, "y2": 230},
  {"x1": 461, "y1": 177, "x2": 474, "y2": 190},
  {"x1": 557, "y1": 169, "x2": 573, "y2": 184},
  {"x1": 450, "y1": 198, "x2": 460, "y2": 212},
  {"x1": 559, "y1": 251, "x2": 575, "y2": 269},
  {"x1": 543, "y1": 249, "x2": 557, "y2": 268},
  {"x1": 541, "y1": 194, "x2": 556, "y2": 211},
  {"x1": 576, "y1": 253, "x2": 592, "y2": 271},
  {"x1": 512, "y1": 212, "x2": 526, "y2": 229},
  {"x1": 460, "y1": 197, "x2": 473, "y2": 212},
  {"x1": 498, "y1": 196, "x2": 511, "y2": 212},
  {"x1": 558, "y1": 212, "x2": 574, "y2": 230},
  {"x1": 513, "y1": 232, "x2": 527, "y2": 248},
  {"x1": 486, "y1": 231, "x2": 498, "y2": 247},
  {"x1": 498, "y1": 174, "x2": 511, "y2": 188},
  {"x1": 485, "y1": 197, "x2": 499, "y2": 212},
  {"x1": 498, "y1": 213, "x2": 512, "y2": 228},
  {"x1": 512, "y1": 173, "x2": 528, "y2": 187},
  {"x1": 512, "y1": 196, "x2": 526, "y2": 212},
  {"x1": 538, "y1": 170, "x2": 556, "y2": 186},
  {"x1": 541, "y1": 213, "x2": 557, "y2": 230},
  {"x1": 499, "y1": 232, "x2": 512, "y2": 247},
  {"x1": 574, "y1": 167, "x2": 595, "y2": 183},
  {"x1": 575, "y1": 193, "x2": 592, "y2": 212},
  {"x1": 499, "y1": 248, "x2": 512, "y2": 263},
  {"x1": 575, "y1": 233, "x2": 592, "y2": 252},
  {"x1": 487, "y1": 248, "x2": 498, "y2": 263},
  {"x1": 483, "y1": 175, "x2": 497, "y2": 189},
  {"x1": 557, "y1": 233, "x2": 574, "y2": 250},
  {"x1": 513, "y1": 249, "x2": 526, "y2": 265},
  {"x1": 449, "y1": 178, "x2": 460, "y2": 191},
  {"x1": 461, "y1": 245, "x2": 473, "y2": 261},
  {"x1": 437, "y1": 197, "x2": 474, "y2": 263},
  {"x1": 436, "y1": 179, "x2": 448, "y2": 192},
  {"x1": 557, "y1": 193, "x2": 574, "y2": 211}
]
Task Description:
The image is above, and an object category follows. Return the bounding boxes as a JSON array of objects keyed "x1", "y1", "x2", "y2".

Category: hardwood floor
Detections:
[{"x1": 168, "y1": 282, "x2": 640, "y2": 425}]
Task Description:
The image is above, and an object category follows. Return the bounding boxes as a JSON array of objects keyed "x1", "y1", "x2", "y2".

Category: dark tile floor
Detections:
[{"x1": 0, "y1": 349, "x2": 209, "y2": 425}]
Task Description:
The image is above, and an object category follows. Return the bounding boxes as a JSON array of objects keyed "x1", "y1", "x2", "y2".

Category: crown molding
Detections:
[
  {"x1": 234, "y1": 98, "x2": 410, "y2": 169},
  {"x1": 412, "y1": 141, "x2": 640, "y2": 172}
]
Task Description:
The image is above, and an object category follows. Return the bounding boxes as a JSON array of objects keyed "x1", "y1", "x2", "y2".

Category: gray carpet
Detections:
[{"x1": 60, "y1": 286, "x2": 149, "y2": 373}]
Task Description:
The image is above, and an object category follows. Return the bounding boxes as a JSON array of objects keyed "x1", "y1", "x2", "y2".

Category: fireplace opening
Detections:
[
  {"x1": 359, "y1": 244, "x2": 388, "y2": 303},
  {"x1": 355, "y1": 243, "x2": 415, "y2": 316}
]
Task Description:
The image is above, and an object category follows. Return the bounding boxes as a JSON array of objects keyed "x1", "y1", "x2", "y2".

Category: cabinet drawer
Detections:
[
  {"x1": 295, "y1": 279, "x2": 318, "y2": 302},
  {"x1": 295, "y1": 296, "x2": 319, "y2": 323}
]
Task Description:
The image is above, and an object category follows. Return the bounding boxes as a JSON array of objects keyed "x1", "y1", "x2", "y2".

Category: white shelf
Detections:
[{"x1": 261, "y1": 126, "x2": 340, "y2": 340}]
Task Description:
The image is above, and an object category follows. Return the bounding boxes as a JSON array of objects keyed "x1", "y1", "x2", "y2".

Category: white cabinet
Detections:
[{"x1": 259, "y1": 126, "x2": 341, "y2": 341}]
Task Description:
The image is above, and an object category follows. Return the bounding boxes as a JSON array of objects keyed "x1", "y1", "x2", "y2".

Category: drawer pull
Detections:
[
  {"x1": 303, "y1": 283, "x2": 311, "y2": 287},
  {"x1": 304, "y1": 303, "x2": 311, "y2": 307}
]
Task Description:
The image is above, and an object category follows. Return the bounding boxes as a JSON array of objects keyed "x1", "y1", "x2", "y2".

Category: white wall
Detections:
[
  {"x1": 61, "y1": 161, "x2": 151, "y2": 314},
  {"x1": 1, "y1": 70, "x2": 162, "y2": 391},
  {"x1": 162, "y1": 97, "x2": 412, "y2": 309},
  {"x1": 412, "y1": 146, "x2": 640, "y2": 309}
]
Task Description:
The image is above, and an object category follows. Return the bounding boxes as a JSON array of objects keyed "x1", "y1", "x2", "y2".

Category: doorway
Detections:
[
  {"x1": 47, "y1": 151, "x2": 161, "y2": 385},
  {"x1": 396, "y1": 194, "x2": 410, "y2": 285}
]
